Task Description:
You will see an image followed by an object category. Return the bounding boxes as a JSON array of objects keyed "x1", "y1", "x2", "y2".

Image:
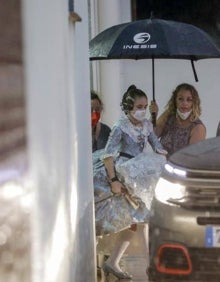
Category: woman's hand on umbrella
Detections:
[{"x1": 149, "y1": 100, "x2": 159, "y2": 117}]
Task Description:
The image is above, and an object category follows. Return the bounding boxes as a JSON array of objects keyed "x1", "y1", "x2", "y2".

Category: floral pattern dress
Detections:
[
  {"x1": 93, "y1": 114, "x2": 166, "y2": 236},
  {"x1": 160, "y1": 115, "x2": 205, "y2": 157}
]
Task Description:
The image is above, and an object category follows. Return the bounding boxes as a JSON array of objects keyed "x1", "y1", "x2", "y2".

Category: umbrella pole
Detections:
[
  {"x1": 152, "y1": 57, "x2": 155, "y2": 101},
  {"x1": 191, "y1": 60, "x2": 199, "y2": 82},
  {"x1": 151, "y1": 57, "x2": 156, "y2": 126}
]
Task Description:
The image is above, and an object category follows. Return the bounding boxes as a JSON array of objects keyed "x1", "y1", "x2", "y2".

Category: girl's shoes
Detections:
[{"x1": 102, "y1": 262, "x2": 132, "y2": 279}]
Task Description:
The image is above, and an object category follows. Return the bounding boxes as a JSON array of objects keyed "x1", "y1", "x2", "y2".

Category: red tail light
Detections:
[{"x1": 155, "y1": 244, "x2": 192, "y2": 275}]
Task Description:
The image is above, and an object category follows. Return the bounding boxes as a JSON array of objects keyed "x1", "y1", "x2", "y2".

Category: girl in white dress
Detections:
[{"x1": 94, "y1": 85, "x2": 167, "y2": 279}]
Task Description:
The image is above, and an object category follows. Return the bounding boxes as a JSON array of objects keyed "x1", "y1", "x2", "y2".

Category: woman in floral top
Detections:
[{"x1": 150, "y1": 83, "x2": 206, "y2": 158}]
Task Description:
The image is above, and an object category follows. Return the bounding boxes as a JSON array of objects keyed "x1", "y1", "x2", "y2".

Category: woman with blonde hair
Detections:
[{"x1": 150, "y1": 83, "x2": 206, "y2": 157}]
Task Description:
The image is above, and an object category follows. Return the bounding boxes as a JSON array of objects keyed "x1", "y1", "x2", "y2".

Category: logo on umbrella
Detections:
[
  {"x1": 123, "y1": 32, "x2": 157, "y2": 50},
  {"x1": 133, "y1": 33, "x2": 151, "y2": 44}
]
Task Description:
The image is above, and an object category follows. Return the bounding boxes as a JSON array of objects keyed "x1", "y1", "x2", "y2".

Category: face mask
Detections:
[
  {"x1": 176, "y1": 109, "x2": 192, "y2": 120},
  {"x1": 131, "y1": 109, "x2": 147, "y2": 121},
  {"x1": 91, "y1": 111, "x2": 100, "y2": 127}
]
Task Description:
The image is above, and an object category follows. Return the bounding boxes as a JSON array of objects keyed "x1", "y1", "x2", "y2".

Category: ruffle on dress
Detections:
[
  {"x1": 115, "y1": 115, "x2": 152, "y2": 144},
  {"x1": 116, "y1": 151, "x2": 166, "y2": 210}
]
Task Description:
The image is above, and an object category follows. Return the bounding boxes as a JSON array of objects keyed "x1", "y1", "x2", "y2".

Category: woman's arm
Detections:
[
  {"x1": 189, "y1": 123, "x2": 206, "y2": 144},
  {"x1": 149, "y1": 101, "x2": 168, "y2": 137},
  {"x1": 155, "y1": 111, "x2": 169, "y2": 137}
]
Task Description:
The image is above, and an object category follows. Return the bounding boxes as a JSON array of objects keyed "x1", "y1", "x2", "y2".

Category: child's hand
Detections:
[{"x1": 110, "y1": 181, "x2": 125, "y2": 194}]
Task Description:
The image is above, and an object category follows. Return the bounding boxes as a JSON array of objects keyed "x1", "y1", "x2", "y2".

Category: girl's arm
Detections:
[
  {"x1": 102, "y1": 125, "x2": 125, "y2": 194},
  {"x1": 103, "y1": 156, "x2": 125, "y2": 194}
]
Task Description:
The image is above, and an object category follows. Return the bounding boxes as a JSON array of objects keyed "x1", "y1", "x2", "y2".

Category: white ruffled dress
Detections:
[{"x1": 93, "y1": 114, "x2": 166, "y2": 236}]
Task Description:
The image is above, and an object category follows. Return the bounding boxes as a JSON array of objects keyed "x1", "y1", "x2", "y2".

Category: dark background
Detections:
[{"x1": 131, "y1": 0, "x2": 220, "y2": 48}]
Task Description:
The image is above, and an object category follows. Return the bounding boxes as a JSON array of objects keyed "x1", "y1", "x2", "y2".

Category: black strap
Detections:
[{"x1": 119, "y1": 152, "x2": 134, "y2": 159}]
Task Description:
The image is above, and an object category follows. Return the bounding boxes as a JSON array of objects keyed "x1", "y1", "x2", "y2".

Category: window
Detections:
[{"x1": 131, "y1": 0, "x2": 220, "y2": 48}]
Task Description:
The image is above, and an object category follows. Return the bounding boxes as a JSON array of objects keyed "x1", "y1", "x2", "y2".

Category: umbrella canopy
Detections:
[
  {"x1": 90, "y1": 18, "x2": 220, "y2": 60},
  {"x1": 89, "y1": 17, "x2": 220, "y2": 125},
  {"x1": 90, "y1": 18, "x2": 220, "y2": 89}
]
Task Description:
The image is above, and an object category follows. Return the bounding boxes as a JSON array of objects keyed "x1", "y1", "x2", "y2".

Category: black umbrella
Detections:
[{"x1": 89, "y1": 17, "x2": 220, "y2": 124}]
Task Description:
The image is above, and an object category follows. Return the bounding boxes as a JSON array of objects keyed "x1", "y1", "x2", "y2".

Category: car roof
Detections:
[{"x1": 169, "y1": 136, "x2": 220, "y2": 170}]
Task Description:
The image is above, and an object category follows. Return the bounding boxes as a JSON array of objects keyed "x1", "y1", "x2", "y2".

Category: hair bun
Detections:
[{"x1": 127, "y1": 84, "x2": 136, "y2": 92}]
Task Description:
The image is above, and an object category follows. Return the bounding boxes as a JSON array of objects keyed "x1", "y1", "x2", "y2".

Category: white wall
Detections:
[
  {"x1": 89, "y1": 0, "x2": 133, "y2": 128},
  {"x1": 22, "y1": 0, "x2": 96, "y2": 281}
]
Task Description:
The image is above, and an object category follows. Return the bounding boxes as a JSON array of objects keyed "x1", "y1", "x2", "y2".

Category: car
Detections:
[{"x1": 148, "y1": 136, "x2": 220, "y2": 282}]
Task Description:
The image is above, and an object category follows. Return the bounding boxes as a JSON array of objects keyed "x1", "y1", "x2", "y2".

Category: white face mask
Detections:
[
  {"x1": 177, "y1": 109, "x2": 192, "y2": 120},
  {"x1": 131, "y1": 109, "x2": 147, "y2": 121}
]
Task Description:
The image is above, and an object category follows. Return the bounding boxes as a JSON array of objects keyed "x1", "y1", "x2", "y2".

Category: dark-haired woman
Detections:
[
  {"x1": 91, "y1": 91, "x2": 111, "y2": 152},
  {"x1": 94, "y1": 85, "x2": 167, "y2": 279}
]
